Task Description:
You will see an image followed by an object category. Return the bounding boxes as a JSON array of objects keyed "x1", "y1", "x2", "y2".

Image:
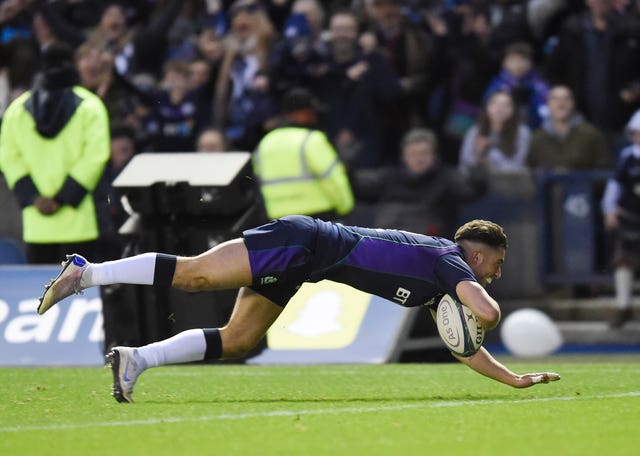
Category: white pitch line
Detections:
[{"x1": 1, "y1": 391, "x2": 639, "y2": 433}]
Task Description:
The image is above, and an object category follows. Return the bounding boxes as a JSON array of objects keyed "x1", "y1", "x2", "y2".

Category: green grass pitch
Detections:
[{"x1": 1, "y1": 355, "x2": 639, "y2": 455}]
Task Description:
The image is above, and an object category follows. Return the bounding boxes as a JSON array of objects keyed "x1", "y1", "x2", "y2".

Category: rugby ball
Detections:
[{"x1": 436, "y1": 294, "x2": 484, "y2": 357}]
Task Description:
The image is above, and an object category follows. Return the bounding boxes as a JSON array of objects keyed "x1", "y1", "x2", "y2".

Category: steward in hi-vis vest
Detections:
[
  {"x1": 253, "y1": 88, "x2": 353, "y2": 220},
  {"x1": 0, "y1": 43, "x2": 109, "y2": 262}
]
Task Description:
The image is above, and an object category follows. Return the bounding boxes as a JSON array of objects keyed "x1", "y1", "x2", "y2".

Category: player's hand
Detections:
[{"x1": 514, "y1": 372, "x2": 561, "y2": 388}]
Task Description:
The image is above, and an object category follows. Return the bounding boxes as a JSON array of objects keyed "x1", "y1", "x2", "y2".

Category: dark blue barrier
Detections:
[
  {"x1": 458, "y1": 170, "x2": 614, "y2": 296},
  {"x1": 536, "y1": 170, "x2": 612, "y2": 285}
]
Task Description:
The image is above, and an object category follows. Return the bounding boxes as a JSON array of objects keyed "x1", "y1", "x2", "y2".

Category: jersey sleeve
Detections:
[{"x1": 433, "y1": 252, "x2": 477, "y2": 299}]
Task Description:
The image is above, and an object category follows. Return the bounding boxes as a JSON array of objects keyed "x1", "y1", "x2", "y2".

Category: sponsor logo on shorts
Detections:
[{"x1": 260, "y1": 276, "x2": 278, "y2": 285}]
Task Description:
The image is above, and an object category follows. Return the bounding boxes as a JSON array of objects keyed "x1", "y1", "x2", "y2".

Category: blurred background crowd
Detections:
[
  {"x1": 1, "y1": 0, "x2": 639, "y2": 162},
  {"x1": 2, "y1": 0, "x2": 640, "y2": 328}
]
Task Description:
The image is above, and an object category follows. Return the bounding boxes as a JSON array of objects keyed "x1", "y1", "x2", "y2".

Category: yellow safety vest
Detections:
[
  {"x1": 0, "y1": 86, "x2": 110, "y2": 243},
  {"x1": 253, "y1": 127, "x2": 354, "y2": 219}
]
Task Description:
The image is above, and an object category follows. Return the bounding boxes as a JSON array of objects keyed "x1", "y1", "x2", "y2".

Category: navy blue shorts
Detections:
[{"x1": 242, "y1": 216, "x2": 318, "y2": 306}]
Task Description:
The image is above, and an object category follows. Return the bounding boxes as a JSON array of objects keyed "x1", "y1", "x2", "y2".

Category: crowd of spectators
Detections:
[{"x1": 1, "y1": 0, "x2": 640, "y2": 240}]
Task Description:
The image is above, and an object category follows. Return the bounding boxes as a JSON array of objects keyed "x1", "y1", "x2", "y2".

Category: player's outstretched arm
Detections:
[{"x1": 453, "y1": 347, "x2": 561, "y2": 388}]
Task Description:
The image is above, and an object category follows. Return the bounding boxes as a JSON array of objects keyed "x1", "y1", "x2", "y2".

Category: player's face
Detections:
[{"x1": 474, "y1": 247, "x2": 505, "y2": 287}]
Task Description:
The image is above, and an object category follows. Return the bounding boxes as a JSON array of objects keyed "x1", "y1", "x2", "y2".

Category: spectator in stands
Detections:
[
  {"x1": 197, "y1": 127, "x2": 228, "y2": 152},
  {"x1": 310, "y1": 9, "x2": 402, "y2": 169},
  {"x1": 0, "y1": 42, "x2": 110, "y2": 264},
  {"x1": 139, "y1": 59, "x2": 201, "y2": 152},
  {"x1": 196, "y1": 27, "x2": 226, "y2": 69},
  {"x1": 188, "y1": 57, "x2": 216, "y2": 129},
  {"x1": 528, "y1": 85, "x2": 610, "y2": 170},
  {"x1": 484, "y1": 41, "x2": 549, "y2": 129},
  {"x1": 164, "y1": 0, "x2": 202, "y2": 61},
  {"x1": 1, "y1": 1, "x2": 37, "y2": 109},
  {"x1": 31, "y1": 8, "x2": 56, "y2": 50},
  {"x1": 458, "y1": 90, "x2": 530, "y2": 173},
  {"x1": 443, "y1": 2, "x2": 502, "y2": 162},
  {"x1": 288, "y1": 0, "x2": 326, "y2": 40},
  {"x1": 485, "y1": 0, "x2": 534, "y2": 54},
  {"x1": 193, "y1": 23, "x2": 227, "y2": 129},
  {"x1": 213, "y1": 0, "x2": 277, "y2": 151},
  {"x1": 0, "y1": 34, "x2": 34, "y2": 109},
  {"x1": 359, "y1": 0, "x2": 448, "y2": 163},
  {"x1": 621, "y1": 0, "x2": 640, "y2": 111},
  {"x1": 527, "y1": 0, "x2": 571, "y2": 40},
  {"x1": 601, "y1": 109, "x2": 640, "y2": 327},
  {"x1": 39, "y1": 0, "x2": 183, "y2": 82},
  {"x1": 0, "y1": 4, "x2": 41, "y2": 101},
  {"x1": 0, "y1": 0, "x2": 33, "y2": 42},
  {"x1": 352, "y1": 127, "x2": 487, "y2": 238},
  {"x1": 545, "y1": 0, "x2": 640, "y2": 139},
  {"x1": 268, "y1": 0, "x2": 327, "y2": 99},
  {"x1": 96, "y1": 122, "x2": 136, "y2": 260},
  {"x1": 253, "y1": 87, "x2": 354, "y2": 221},
  {"x1": 74, "y1": 42, "x2": 134, "y2": 126}
]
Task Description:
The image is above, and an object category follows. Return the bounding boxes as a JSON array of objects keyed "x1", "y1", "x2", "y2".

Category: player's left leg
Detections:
[
  {"x1": 218, "y1": 287, "x2": 284, "y2": 358},
  {"x1": 106, "y1": 286, "x2": 283, "y2": 403}
]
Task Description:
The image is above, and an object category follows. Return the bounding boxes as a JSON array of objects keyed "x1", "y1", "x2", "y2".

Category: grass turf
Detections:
[{"x1": 1, "y1": 356, "x2": 639, "y2": 455}]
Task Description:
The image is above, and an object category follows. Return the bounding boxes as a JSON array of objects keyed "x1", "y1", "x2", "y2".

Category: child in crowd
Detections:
[
  {"x1": 484, "y1": 41, "x2": 549, "y2": 129},
  {"x1": 140, "y1": 60, "x2": 201, "y2": 152}
]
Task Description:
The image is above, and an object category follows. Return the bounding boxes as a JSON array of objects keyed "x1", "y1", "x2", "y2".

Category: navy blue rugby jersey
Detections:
[{"x1": 308, "y1": 218, "x2": 478, "y2": 308}]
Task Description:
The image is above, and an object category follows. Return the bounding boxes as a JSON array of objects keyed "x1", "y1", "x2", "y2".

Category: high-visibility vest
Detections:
[
  {"x1": 253, "y1": 127, "x2": 354, "y2": 219},
  {"x1": 0, "y1": 86, "x2": 110, "y2": 243}
]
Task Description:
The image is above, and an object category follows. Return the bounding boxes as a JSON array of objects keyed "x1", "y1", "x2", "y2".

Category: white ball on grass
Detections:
[{"x1": 500, "y1": 308, "x2": 563, "y2": 357}]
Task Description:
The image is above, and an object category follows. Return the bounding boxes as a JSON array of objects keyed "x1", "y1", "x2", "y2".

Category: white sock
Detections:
[
  {"x1": 81, "y1": 253, "x2": 158, "y2": 287},
  {"x1": 614, "y1": 267, "x2": 633, "y2": 310},
  {"x1": 135, "y1": 329, "x2": 207, "y2": 368}
]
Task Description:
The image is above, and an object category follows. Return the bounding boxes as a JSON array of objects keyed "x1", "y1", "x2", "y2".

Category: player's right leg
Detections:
[
  {"x1": 106, "y1": 287, "x2": 283, "y2": 402},
  {"x1": 37, "y1": 238, "x2": 253, "y2": 314}
]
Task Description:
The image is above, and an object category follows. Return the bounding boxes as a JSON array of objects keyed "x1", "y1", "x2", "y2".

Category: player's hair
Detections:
[{"x1": 454, "y1": 220, "x2": 508, "y2": 250}]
